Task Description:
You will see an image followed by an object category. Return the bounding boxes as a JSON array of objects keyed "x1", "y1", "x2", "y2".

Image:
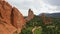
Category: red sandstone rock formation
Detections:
[
  {"x1": 41, "y1": 13, "x2": 51, "y2": 25},
  {"x1": 0, "y1": 0, "x2": 5, "y2": 1},
  {"x1": 0, "y1": 21, "x2": 17, "y2": 34},
  {"x1": 0, "y1": 0, "x2": 26, "y2": 34},
  {"x1": 26, "y1": 9, "x2": 34, "y2": 22},
  {"x1": 12, "y1": 7, "x2": 26, "y2": 34},
  {"x1": 0, "y1": 1, "x2": 17, "y2": 34},
  {"x1": 0, "y1": 1, "x2": 12, "y2": 25}
]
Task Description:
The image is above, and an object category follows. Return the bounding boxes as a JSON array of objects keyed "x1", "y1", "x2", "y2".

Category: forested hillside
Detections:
[{"x1": 20, "y1": 14, "x2": 60, "y2": 34}]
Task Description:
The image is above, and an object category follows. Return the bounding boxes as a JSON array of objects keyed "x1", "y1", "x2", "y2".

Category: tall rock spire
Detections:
[{"x1": 26, "y1": 9, "x2": 34, "y2": 22}]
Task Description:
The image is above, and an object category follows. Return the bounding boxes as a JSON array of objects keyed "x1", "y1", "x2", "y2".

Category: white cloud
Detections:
[{"x1": 6, "y1": 0, "x2": 60, "y2": 16}]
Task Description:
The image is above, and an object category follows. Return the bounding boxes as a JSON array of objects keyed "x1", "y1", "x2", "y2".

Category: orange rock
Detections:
[
  {"x1": 0, "y1": 0, "x2": 5, "y2": 1},
  {"x1": 0, "y1": 20, "x2": 17, "y2": 34},
  {"x1": 0, "y1": 0, "x2": 26, "y2": 34},
  {"x1": 12, "y1": 7, "x2": 26, "y2": 34},
  {"x1": 26, "y1": 9, "x2": 34, "y2": 22},
  {"x1": 0, "y1": 1, "x2": 12, "y2": 25}
]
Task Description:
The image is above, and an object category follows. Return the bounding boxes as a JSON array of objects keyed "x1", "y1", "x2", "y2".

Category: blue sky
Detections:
[{"x1": 6, "y1": 0, "x2": 60, "y2": 16}]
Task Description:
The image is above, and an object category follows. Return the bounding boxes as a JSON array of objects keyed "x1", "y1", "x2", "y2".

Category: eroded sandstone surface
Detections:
[
  {"x1": 26, "y1": 9, "x2": 34, "y2": 22},
  {"x1": 0, "y1": 0, "x2": 26, "y2": 34}
]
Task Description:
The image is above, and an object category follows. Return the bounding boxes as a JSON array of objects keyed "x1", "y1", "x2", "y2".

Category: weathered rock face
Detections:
[
  {"x1": 26, "y1": 9, "x2": 34, "y2": 22},
  {"x1": 0, "y1": 0, "x2": 4, "y2": 1},
  {"x1": 0, "y1": 0, "x2": 26, "y2": 34},
  {"x1": 0, "y1": 21, "x2": 17, "y2": 34},
  {"x1": 0, "y1": 1, "x2": 17, "y2": 34},
  {"x1": 0, "y1": 1, "x2": 12, "y2": 25},
  {"x1": 12, "y1": 7, "x2": 26, "y2": 34}
]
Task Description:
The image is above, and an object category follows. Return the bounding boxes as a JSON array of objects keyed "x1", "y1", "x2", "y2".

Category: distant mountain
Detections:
[{"x1": 39, "y1": 13, "x2": 60, "y2": 18}]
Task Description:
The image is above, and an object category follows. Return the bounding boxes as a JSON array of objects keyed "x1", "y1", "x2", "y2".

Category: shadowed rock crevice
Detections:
[
  {"x1": 0, "y1": 13, "x2": 3, "y2": 19},
  {"x1": 10, "y1": 8, "x2": 14, "y2": 26}
]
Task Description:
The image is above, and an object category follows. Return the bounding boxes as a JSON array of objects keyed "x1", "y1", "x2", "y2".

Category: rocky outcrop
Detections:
[
  {"x1": 0, "y1": 21, "x2": 17, "y2": 34},
  {"x1": 26, "y1": 9, "x2": 34, "y2": 22},
  {"x1": 0, "y1": 0, "x2": 12, "y2": 25},
  {"x1": 0, "y1": 0, "x2": 26, "y2": 34},
  {"x1": 12, "y1": 7, "x2": 26, "y2": 34},
  {"x1": 41, "y1": 13, "x2": 51, "y2": 25},
  {"x1": 0, "y1": 1, "x2": 17, "y2": 34}
]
